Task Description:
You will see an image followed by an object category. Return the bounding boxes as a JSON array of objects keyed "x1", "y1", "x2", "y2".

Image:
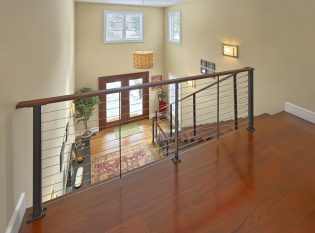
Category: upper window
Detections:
[
  {"x1": 104, "y1": 11, "x2": 143, "y2": 43},
  {"x1": 168, "y1": 11, "x2": 181, "y2": 44}
]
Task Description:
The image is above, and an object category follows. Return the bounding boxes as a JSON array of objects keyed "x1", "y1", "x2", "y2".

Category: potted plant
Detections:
[{"x1": 73, "y1": 87, "x2": 100, "y2": 139}]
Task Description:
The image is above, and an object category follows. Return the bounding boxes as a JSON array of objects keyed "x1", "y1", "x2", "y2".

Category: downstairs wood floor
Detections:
[
  {"x1": 89, "y1": 118, "x2": 170, "y2": 159},
  {"x1": 20, "y1": 112, "x2": 315, "y2": 233}
]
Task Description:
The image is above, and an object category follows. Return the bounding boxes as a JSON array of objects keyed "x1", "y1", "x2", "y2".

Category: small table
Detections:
[{"x1": 66, "y1": 140, "x2": 91, "y2": 192}]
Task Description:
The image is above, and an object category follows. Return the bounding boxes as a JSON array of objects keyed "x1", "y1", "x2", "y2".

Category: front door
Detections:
[{"x1": 99, "y1": 72, "x2": 149, "y2": 130}]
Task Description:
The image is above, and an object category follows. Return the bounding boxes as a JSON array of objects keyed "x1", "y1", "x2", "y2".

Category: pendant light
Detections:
[
  {"x1": 133, "y1": 50, "x2": 153, "y2": 69},
  {"x1": 133, "y1": 0, "x2": 154, "y2": 69}
]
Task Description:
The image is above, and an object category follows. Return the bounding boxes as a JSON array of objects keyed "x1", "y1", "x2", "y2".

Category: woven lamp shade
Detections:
[{"x1": 133, "y1": 51, "x2": 154, "y2": 69}]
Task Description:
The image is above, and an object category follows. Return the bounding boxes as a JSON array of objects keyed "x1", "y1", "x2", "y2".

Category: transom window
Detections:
[
  {"x1": 104, "y1": 11, "x2": 144, "y2": 43},
  {"x1": 168, "y1": 11, "x2": 181, "y2": 44}
]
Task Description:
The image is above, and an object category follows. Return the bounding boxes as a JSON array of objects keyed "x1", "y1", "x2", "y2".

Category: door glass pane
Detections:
[
  {"x1": 106, "y1": 81, "x2": 121, "y2": 122},
  {"x1": 129, "y1": 78, "x2": 143, "y2": 117}
]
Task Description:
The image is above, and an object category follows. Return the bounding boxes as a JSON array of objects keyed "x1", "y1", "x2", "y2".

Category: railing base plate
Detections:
[
  {"x1": 172, "y1": 157, "x2": 181, "y2": 164},
  {"x1": 247, "y1": 127, "x2": 255, "y2": 132},
  {"x1": 27, "y1": 207, "x2": 47, "y2": 223}
]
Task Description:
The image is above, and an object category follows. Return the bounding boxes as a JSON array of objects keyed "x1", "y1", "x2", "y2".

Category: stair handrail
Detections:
[
  {"x1": 155, "y1": 73, "x2": 235, "y2": 138},
  {"x1": 169, "y1": 73, "x2": 234, "y2": 107}
]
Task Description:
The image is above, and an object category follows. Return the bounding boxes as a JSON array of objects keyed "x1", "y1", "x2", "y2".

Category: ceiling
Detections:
[{"x1": 75, "y1": 0, "x2": 193, "y2": 7}]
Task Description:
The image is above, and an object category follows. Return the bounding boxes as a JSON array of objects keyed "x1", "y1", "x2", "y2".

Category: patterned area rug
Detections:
[{"x1": 91, "y1": 143, "x2": 156, "y2": 183}]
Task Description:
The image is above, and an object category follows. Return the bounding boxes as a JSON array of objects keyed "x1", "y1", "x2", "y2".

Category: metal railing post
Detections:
[
  {"x1": 28, "y1": 105, "x2": 46, "y2": 222},
  {"x1": 247, "y1": 70, "x2": 255, "y2": 132},
  {"x1": 172, "y1": 83, "x2": 181, "y2": 164},
  {"x1": 233, "y1": 74, "x2": 239, "y2": 130},
  {"x1": 119, "y1": 92, "x2": 122, "y2": 178},
  {"x1": 193, "y1": 94, "x2": 197, "y2": 136},
  {"x1": 169, "y1": 105, "x2": 173, "y2": 138},
  {"x1": 155, "y1": 110, "x2": 158, "y2": 140},
  {"x1": 216, "y1": 77, "x2": 220, "y2": 140},
  {"x1": 152, "y1": 118, "x2": 155, "y2": 144}
]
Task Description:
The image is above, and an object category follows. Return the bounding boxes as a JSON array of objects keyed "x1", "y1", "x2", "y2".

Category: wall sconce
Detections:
[
  {"x1": 222, "y1": 44, "x2": 238, "y2": 58},
  {"x1": 187, "y1": 80, "x2": 196, "y2": 88}
]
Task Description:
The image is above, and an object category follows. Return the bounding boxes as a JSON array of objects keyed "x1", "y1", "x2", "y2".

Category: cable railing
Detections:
[
  {"x1": 152, "y1": 112, "x2": 170, "y2": 157},
  {"x1": 15, "y1": 67, "x2": 254, "y2": 222}
]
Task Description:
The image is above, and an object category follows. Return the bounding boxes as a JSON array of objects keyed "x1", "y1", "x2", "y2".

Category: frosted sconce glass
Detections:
[{"x1": 222, "y1": 44, "x2": 238, "y2": 58}]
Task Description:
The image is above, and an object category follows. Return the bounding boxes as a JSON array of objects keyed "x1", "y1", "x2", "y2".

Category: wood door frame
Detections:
[{"x1": 98, "y1": 72, "x2": 149, "y2": 130}]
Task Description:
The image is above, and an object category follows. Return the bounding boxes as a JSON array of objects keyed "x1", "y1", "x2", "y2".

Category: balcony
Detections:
[{"x1": 19, "y1": 112, "x2": 315, "y2": 233}]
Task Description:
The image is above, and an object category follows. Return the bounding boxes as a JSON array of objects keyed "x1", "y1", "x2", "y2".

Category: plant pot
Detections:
[
  {"x1": 81, "y1": 130, "x2": 93, "y2": 139},
  {"x1": 76, "y1": 154, "x2": 84, "y2": 163}
]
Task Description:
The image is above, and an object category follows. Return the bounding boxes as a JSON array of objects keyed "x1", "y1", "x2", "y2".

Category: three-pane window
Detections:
[{"x1": 105, "y1": 11, "x2": 143, "y2": 43}]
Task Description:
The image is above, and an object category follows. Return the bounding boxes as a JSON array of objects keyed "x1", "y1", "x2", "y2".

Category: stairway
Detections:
[
  {"x1": 178, "y1": 118, "x2": 247, "y2": 143},
  {"x1": 157, "y1": 115, "x2": 270, "y2": 156},
  {"x1": 151, "y1": 68, "x2": 255, "y2": 158}
]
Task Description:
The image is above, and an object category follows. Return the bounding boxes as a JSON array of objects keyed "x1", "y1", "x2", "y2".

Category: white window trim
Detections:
[
  {"x1": 168, "y1": 10, "x2": 181, "y2": 45},
  {"x1": 104, "y1": 10, "x2": 144, "y2": 44}
]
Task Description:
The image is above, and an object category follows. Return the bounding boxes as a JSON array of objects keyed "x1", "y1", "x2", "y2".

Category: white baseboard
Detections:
[
  {"x1": 5, "y1": 193, "x2": 26, "y2": 233},
  {"x1": 285, "y1": 102, "x2": 315, "y2": 124}
]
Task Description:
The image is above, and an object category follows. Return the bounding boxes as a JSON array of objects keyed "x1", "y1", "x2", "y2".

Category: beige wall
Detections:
[
  {"x1": 165, "y1": 0, "x2": 315, "y2": 115},
  {"x1": 75, "y1": 3, "x2": 165, "y2": 129},
  {"x1": 0, "y1": 0, "x2": 74, "y2": 231}
]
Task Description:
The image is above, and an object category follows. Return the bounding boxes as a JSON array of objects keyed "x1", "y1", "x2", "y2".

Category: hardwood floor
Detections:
[
  {"x1": 89, "y1": 118, "x2": 170, "y2": 160},
  {"x1": 20, "y1": 112, "x2": 315, "y2": 233}
]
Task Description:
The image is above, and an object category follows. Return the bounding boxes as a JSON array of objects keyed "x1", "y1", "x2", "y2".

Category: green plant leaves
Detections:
[{"x1": 73, "y1": 88, "x2": 100, "y2": 131}]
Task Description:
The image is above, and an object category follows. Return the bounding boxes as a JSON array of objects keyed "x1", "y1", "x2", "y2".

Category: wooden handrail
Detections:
[
  {"x1": 169, "y1": 67, "x2": 253, "y2": 107},
  {"x1": 170, "y1": 73, "x2": 234, "y2": 106},
  {"x1": 16, "y1": 67, "x2": 254, "y2": 109}
]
